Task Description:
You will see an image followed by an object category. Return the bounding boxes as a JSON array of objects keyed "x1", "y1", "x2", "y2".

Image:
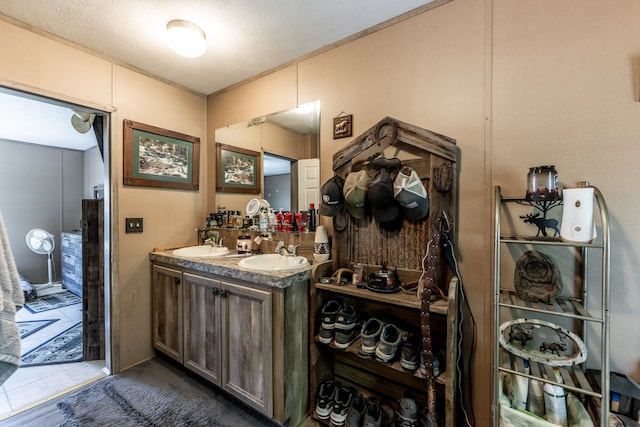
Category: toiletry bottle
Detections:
[
  {"x1": 308, "y1": 203, "x2": 316, "y2": 232},
  {"x1": 221, "y1": 208, "x2": 228, "y2": 228},
  {"x1": 513, "y1": 360, "x2": 529, "y2": 410},
  {"x1": 544, "y1": 369, "x2": 567, "y2": 427},
  {"x1": 259, "y1": 208, "x2": 268, "y2": 232},
  {"x1": 268, "y1": 209, "x2": 277, "y2": 232},
  {"x1": 528, "y1": 376, "x2": 545, "y2": 416},
  {"x1": 276, "y1": 209, "x2": 283, "y2": 232}
]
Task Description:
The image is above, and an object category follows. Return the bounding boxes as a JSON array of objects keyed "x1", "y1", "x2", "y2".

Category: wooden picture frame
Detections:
[
  {"x1": 333, "y1": 114, "x2": 353, "y2": 139},
  {"x1": 123, "y1": 119, "x2": 200, "y2": 190},
  {"x1": 216, "y1": 143, "x2": 261, "y2": 194}
]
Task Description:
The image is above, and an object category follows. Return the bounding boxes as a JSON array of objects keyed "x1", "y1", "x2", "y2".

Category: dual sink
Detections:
[{"x1": 171, "y1": 245, "x2": 309, "y2": 271}]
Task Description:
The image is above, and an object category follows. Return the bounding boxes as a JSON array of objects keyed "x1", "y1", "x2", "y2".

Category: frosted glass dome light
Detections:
[{"x1": 167, "y1": 19, "x2": 207, "y2": 58}]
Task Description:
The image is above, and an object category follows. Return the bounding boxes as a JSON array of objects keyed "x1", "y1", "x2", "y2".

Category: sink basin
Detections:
[
  {"x1": 238, "y1": 254, "x2": 309, "y2": 271},
  {"x1": 172, "y1": 245, "x2": 230, "y2": 258}
]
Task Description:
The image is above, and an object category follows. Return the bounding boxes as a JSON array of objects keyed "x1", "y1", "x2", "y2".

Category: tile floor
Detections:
[{"x1": 0, "y1": 290, "x2": 107, "y2": 420}]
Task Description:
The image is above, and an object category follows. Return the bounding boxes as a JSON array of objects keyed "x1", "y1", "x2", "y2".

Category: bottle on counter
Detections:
[
  {"x1": 308, "y1": 203, "x2": 316, "y2": 232},
  {"x1": 276, "y1": 209, "x2": 284, "y2": 232},
  {"x1": 259, "y1": 208, "x2": 268, "y2": 232},
  {"x1": 268, "y1": 209, "x2": 277, "y2": 232},
  {"x1": 235, "y1": 211, "x2": 243, "y2": 229}
]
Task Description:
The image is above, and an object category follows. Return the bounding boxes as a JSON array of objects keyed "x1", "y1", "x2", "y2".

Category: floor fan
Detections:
[{"x1": 25, "y1": 228, "x2": 63, "y2": 295}]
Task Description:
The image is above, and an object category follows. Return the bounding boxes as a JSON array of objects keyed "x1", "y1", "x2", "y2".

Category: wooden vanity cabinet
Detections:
[
  {"x1": 152, "y1": 264, "x2": 183, "y2": 363},
  {"x1": 151, "y1": 262, "x2": 309, "y2": 427},
  {"x1": 183, "y1": 272, "x2": 273, "y2": 417}
]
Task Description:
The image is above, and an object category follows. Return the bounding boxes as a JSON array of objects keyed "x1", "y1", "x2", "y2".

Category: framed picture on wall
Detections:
[
  {"x1": 216, "y1": 143, "x2": 261, "y2": 194},
  {"x1": 123, "y1": 119, "x2": 200, "y2": 190}
]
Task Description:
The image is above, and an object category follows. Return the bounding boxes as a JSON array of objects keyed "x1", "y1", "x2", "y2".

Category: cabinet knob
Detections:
[
  {"x1": 212, "y1": 288, "x2": 219, "y2": 296},
  {"x1": 220, "y1": 289, "x2": 227, "y2": 299},
  {"x1": 173, "y1": 277, "x2": 181, "y2": 285}
]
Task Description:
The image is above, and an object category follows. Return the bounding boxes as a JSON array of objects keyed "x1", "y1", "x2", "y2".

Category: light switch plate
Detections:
[{"x1": 125, "y1": 217, "x2": 143, "y2": 233}]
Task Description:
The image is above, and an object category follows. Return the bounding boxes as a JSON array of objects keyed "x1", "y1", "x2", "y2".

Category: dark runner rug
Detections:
[
  {"x1": 20, "y1": 322, "x2": 82, "y2": 367},
  {"x1": 24, "y1": 291, "x2": 82, "y2": 314},
  {"x1": 54, "y1": 357, "x2": 278, "y2": 427},
  {"x1": 17, "y1": 319, "x2": 58, "y2": 339}
]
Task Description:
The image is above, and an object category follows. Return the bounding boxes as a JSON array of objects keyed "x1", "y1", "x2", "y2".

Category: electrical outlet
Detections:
[{"x1": 125, "y1": 217, "x2": 143, "y2": 233}]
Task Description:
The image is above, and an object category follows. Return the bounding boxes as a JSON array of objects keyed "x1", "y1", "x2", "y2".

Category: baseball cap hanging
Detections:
[
  {"x1": 319, "y1": 175, "x2": 345, "y2": 217},
  {"x1": 368, "y1": 169, "x2": 402, "y2": 231},
  {"x1": 343, "y1": 170, "x2": 369, "y2": 219},
  {"x1": 394, "y1": 167, "x2": 429, "y2": 221}
]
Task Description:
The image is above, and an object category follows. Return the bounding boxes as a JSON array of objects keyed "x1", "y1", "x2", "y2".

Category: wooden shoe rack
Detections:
[{"x1": 308, "y1": 117, "x2": 460, "y2": 427}]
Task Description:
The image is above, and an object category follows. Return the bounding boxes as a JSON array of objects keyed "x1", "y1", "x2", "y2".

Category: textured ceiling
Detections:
[
  {"x1": 0, "y1": 0, "x2": 442, "y2": 95},
  {"x1": 0, "y1": 1, "x2": 446, "y2": 151}
]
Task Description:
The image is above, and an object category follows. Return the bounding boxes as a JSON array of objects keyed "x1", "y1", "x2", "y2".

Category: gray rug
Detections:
[
  {"x1": 17, "y1": 319, "x2": 58, "y2": 339},
  {"x1": 24, "y1": 291, "x2": 82, "y2": 313},
  {"x1": 20, "y1": 322, "x2": 82, "y2": 367},
  {"x1": 55, "y1": 357, "x2": 278, "y2": 427}
]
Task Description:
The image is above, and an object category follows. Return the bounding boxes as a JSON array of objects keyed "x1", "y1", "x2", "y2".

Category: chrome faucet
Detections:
[{"x1": 275, "y1": 241, "x2": 300, "y2": 256}]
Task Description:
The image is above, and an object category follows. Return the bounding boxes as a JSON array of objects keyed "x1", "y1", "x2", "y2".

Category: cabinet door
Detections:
[
  {"x1": 183, "y1": 273, "x2": 222, "y2": 385},
  {"x1": 221, "y1": 281, "x2": 273, "y2": 417},
  {"x1": 152, "y1": 265, "x2": 183, "y2": 363}
]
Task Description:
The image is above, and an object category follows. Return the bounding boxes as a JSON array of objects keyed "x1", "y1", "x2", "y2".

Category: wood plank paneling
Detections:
[{"x1": 82, "y1": 199, "x2": 104, "y2": 360}]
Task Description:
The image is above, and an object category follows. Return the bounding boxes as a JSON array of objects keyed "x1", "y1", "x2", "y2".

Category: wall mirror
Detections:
[{"x1": 215, "y1": 101, "x2": 320, "y2": 212}]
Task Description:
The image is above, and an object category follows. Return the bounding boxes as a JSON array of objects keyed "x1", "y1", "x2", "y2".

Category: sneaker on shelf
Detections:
[
  {"x1": 396, "y1": 390, "x2": 419, "y2": 427},
  {"x1": 315, "y1": 380, "x2": 337, "y2": 420},
  {"x1": 358, "y1": 318, "x2": 384, "y2": 359},
  {"x1": 419, "y1": 350, "x2": 441, "y2": 378},
  {"x1": 335, "y1": 325, "x2": 361, "y2": 349},
  {"x1": 318, "y1": 327, "x2": 334, "y2": 344},
  {"x1": 400, "y1": 332, "x2": 421, "y2": 372},
  {"x1": 335, "y1": 304, "x2": 359, "y2": 331},
  {"x1": 318, "y1": 299, "x2": 343, "y2": 344},
  {"x1": 363, "y1": 400, "x2": 383, "y2": 427},
  {"x1": 375, "y1": 323, "x2": 403, "y2": 363},
  {"x1": 344, "y1": 393, "x2": 367, "y2": 427},
  {"x1": 330, "y1": 386, "x2": 355, "y2": 426},
  {"x1": 363, "y1": 399, "x2": 393, "y2": 427}
]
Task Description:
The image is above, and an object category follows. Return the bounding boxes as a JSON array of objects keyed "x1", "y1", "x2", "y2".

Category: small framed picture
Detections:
[
  {"x1": 333, "y1": 114, "x2": 353, "y2": 139},
  {"x1": 123, "y1": 119, "x2": 200, "y2": 190},
  {"x1": 216, "y1": 143, "x2": 261, "y2": 194}
]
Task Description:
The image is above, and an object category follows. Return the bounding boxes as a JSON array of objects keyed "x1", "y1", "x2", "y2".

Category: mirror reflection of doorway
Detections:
[
  {"x1": 263, "y1": 154, "x2": 320, "y2": 213},
  {"x1": 263, "y1": 153, "x2": 293, "y2": 211}
]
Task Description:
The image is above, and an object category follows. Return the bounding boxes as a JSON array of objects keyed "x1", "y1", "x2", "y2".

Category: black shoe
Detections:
[
  {"x1": 400, "y1": 332, "x2": 421, "y2": 372},
  {"x1": 335, "y1": 304, "x2": 358, "y2": 331},
  {"x1": 330, "y1": 386, "x2": 355, "y2": 425},
  {"x1": 344, "y1": 393, "x2": 366, "y2": 427},
  {"x1": 315, "y1": 380, "x2": 337, "y2": 420},
  {"x1": 363, "y1": 400, "x2": 382, "y2": 427},
  {"x1": 335, "y1": 325, "x2": 360, "y2": 349},
  {"x1": 319, "y1": 300, "x2": 343, "y2": 344}
]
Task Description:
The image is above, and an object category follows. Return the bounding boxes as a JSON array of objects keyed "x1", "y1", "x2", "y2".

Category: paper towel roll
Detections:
[{"x1": 560, "y1": 188, "x2": 596, "y2": 242}]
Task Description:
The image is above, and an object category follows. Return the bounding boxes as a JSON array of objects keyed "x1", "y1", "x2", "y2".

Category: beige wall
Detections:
[
  {"x1": 208, "y1": 0, "x2": 640, "y2": 423},
  {"x1": 3, "y1": 0, "x2": 640, "y2": 423},
  {"x1": 0, "y1": 19, "x2": 207, "y2": 372}
]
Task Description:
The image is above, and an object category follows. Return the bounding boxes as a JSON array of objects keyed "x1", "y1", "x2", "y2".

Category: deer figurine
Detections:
[{"x1": 520, "y1": 212, "x2": 560, "y2": 237}]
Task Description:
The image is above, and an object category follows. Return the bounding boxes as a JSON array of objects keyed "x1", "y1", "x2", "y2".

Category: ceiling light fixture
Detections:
[{"x1": 166, "y1": 19, "x2": 207, "y2": 58}]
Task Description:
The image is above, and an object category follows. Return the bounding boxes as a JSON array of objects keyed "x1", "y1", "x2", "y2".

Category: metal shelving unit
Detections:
[{"x1": 492, "y1": 184, "x2": 610, "y2": 426}]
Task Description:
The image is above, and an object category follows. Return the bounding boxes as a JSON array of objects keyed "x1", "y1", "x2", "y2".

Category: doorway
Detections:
[{"x1": 0, "y1": 88, "x2": 110, "y2": 419}]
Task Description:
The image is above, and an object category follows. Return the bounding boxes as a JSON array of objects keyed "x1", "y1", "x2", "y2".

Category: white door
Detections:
[{"x1": 296, "y1": 158, "x2": 319, "y2": 212}]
